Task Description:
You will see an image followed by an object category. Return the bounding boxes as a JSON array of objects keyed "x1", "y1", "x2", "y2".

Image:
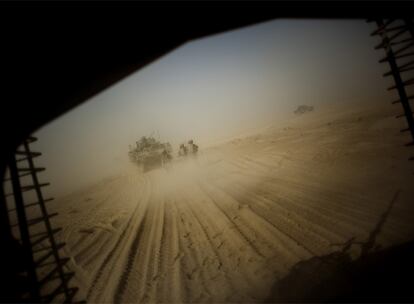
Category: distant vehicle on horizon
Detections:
[{"x1": 294, "y1": 105, "x2": 314, "y2": 115}]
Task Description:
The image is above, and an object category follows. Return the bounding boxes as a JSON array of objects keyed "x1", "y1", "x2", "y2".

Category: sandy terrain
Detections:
[{"x1": 47, "y1": 100, "x2": 414, "y2": 303}]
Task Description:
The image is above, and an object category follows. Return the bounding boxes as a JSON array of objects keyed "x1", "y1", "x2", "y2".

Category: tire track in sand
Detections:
[
  {"x1": 114, "y1": 176, "x2": 166, "y2": 303},
  {"x1": 197, "y1": 180, "x2": 266, "y2": 259},
  {"x1": 137, "y1": 196, "x2": 166, "y2": 303},
  {"x1": 173, "y1": 195, "x2": 212, "y2": 302},
  {"x1": 113, "y1": 202, "x2": 150, "y2": 303},
  {"x1": 87, "y1": 176, "x2": 152, "y2": 302}
]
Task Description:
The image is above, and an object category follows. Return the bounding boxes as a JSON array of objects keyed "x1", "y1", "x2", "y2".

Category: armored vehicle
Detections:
[{"x1": 129, "y1": 136, "x2": 173, "y2": 172}]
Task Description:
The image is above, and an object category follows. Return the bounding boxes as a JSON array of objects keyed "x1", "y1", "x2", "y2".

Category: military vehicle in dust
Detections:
[
  {"x1": 128, "y1": 136, "x2": 173, "y2": 172},
  {"x1": 178, "y1": 139, "x2": 199, "y2": 157}
]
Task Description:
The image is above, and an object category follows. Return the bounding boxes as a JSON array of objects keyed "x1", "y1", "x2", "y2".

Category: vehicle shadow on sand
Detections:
[{"x1": 265, "y1": 190, "x2": 414, "y2": 303}]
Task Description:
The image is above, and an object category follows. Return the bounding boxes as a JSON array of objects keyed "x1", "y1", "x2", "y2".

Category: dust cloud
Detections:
[{"x1": 32, "y1": 19, "x2": 392, "y2": 197}]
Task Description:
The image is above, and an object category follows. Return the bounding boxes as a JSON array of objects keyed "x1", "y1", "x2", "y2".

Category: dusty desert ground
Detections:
[{"x1": 48, "y1": 100, "x2": 414, "y2": 303}]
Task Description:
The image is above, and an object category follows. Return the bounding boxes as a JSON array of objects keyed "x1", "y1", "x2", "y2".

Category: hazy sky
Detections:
[{"x1": 32, "y1": 19, "x2": 393, "y2": 197}]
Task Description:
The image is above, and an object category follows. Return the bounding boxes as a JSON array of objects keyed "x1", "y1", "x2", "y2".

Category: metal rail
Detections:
[
  {"x1": 369, "y1": 19, "x2": 414, "y2": 158},
  {"x1": 4, "y1": 136, "x2": 83, "y2": 303}
]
